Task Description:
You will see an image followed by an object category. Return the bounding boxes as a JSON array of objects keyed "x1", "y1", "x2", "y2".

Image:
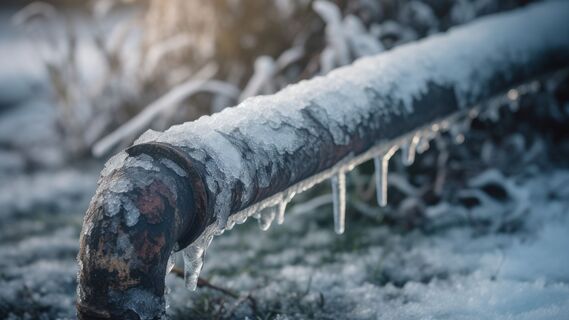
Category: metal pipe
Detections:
[
  {"x1": 76, "y1": 144, "x2": 210, "y2": 319},
  {"x1": 77, "y1": 2, "x2": 569, "y2": 319}
]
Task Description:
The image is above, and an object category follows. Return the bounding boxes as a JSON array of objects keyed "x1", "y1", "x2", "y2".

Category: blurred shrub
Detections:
[{"x1": 13, "y1": 0, "x2": 529, "y2": 159}]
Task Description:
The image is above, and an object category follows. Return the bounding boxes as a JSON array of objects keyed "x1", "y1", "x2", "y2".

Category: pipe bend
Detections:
[{"x1": 77, "y1": 144, "x2": 208, "y2": 320}]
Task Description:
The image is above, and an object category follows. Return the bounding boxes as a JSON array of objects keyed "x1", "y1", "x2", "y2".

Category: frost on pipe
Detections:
[{"x1": 78, "y1": 2, "x2": 569, "y2": 319}]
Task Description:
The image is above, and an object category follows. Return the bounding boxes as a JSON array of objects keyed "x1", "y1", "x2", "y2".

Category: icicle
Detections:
[
  {"x1": 277, "y1": 200, "x2": 287, "y2": 224},
  {"x1": 182, "y1": 234, "x2": 213, "y2": 290},
  {"x1": 277, "y1": 190, "x2": 295, "y2": 224},
  {"x1": 331, "y1": 170, "x2": 346, "y2": 234},
  {"x1": 402, "y1": 134, "x2": 420, "y2": 166},
  {"x1": 258, "y1": 206, "x2": 277, "y2": 231},
  {"x1": 182, "y1": 246, "x2": 203, "y2": 290},
  {"x1": 374, "y1": 146, "x2": 398, "y2": 207},
  {"x1": 417, "y1": 135, "x2": 430, "y2": 154}
]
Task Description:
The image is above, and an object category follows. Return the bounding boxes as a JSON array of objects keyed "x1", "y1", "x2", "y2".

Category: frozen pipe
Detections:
[
  {"x1": 77, "y1": 143, "x2": 210, "y2": 319},
  {"x1": 77, "y1": 2, "x2": 569, "y2": 319}
]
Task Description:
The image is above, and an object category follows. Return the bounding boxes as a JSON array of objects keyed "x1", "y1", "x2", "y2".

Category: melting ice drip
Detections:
[{"x1": 172, "y1": 77, "x2": 546, "y2": 291}]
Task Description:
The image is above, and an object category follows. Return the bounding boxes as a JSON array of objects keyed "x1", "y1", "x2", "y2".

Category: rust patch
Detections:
[
  {"x1": 136, "y1": 191, "x2": 165, "y2": 224},
  {"x1": 91, "y1": 236, "x2": 139, "y2": 290},
  {"x1": 133, "y1": 230, "x2": 167, "y2": 267},
  {"x1": 136, "y1": 181, "x2": 176, "y2": 224}
]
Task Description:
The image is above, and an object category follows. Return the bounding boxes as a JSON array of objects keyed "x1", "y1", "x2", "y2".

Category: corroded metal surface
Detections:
[{"x1": 77, "y1": 150, "x2": 200, "y2": 319}]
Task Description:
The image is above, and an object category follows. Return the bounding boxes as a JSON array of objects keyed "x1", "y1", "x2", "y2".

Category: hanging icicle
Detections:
[
  {"x1": 402, "y1": 134, "x2": 420, "y2": 166},
  {"x1": 416, "y1": 135, "x2": 430, "y2": 154},
  {"x1": 258, "y1": 206, "x2": 277, "y2": 231},
  {"x1": 374, "y1": 146, "x2": 399, "y2": 207},
  {"x1": 277, "y1": 199, "x2": 287, "y2": 224},
  {"x1": 277, "y1": 190, "x2": 296, "y2": 224},
  {"x1": 182, "y1": 246, "x2": 204, "y2": 290},
  {"x1": 331, "y1": 170, "x2": 346, "y2": 234},
  {"x1": 182, "y1": 233, "x2": 213, "y2": 290}
]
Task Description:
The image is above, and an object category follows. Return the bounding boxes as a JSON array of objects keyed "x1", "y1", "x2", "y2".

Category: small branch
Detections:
[
  {"x1": 171, "y1": 266, "x2": 259, "y2": 316},
  {"x1": 92, "y1": 64, "x2": 216, "y2": 156},
  {"x1": 239, "y1": 56, "x2": 276, "y2": 101},
  {"x1": 171, "y1": 266, "x2": 238, "y2": 299}
]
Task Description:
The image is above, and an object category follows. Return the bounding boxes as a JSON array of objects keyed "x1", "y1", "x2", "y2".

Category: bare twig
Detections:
[
  {"x1": 171, "y1": 266, "x2": 239, "y2": 299},
  {"x1": 92, "y1": 64, "x2": 216, "y2": 156},
  {"x1": 239, "y1": 56, "x2": 276, "y2": 102}
]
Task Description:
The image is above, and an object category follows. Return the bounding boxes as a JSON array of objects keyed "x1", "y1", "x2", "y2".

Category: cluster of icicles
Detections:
[{"x1": 168, "y1": 80, "x2": 543, "y2": 291}]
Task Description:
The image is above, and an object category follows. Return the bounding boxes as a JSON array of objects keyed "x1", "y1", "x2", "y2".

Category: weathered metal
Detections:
[
  {"x1": 77, "y1": 2, "x2": 569, "y2": 319},
  {"x1": 77, "y1": 149, "x2": 194, "y2": 319}
]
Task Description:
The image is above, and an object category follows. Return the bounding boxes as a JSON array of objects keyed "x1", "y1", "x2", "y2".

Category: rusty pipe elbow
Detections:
[{"x1": 77, "y1": 143, "x2": 209, "y2": 320}]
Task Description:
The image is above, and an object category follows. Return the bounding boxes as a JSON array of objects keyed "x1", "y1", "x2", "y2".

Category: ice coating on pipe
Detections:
[{"x1": 135, "y1": 3, "x2": 569, "y2": 238}]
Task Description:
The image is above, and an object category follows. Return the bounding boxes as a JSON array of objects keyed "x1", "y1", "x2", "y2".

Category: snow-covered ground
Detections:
[
  {"x1": 163, "y1": 167, "x2": 569, "y2": 319},
  {"x1": 3, "y1": 142, "x2": 569, "y2": 319}
]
